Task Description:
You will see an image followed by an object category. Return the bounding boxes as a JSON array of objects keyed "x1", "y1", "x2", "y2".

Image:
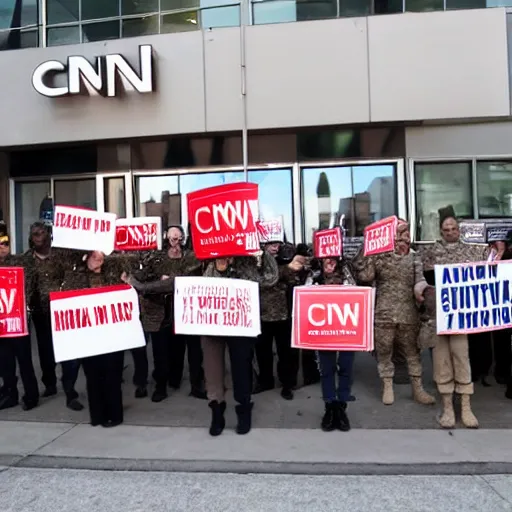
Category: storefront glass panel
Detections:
[
  {"x1": 54, "y1": 178, "x2": 97, "y2": 209},
  {"x1": 477, "y1": 161, "x2": 512, "y2": 218},
  {"x1": 104, "y1": 177, "x2": 126, "y2": 217}
]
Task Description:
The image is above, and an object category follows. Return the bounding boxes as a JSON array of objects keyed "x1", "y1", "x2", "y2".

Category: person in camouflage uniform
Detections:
[
  {"x1": 255, "y1": 241, "x2": 305, "y2": 401},
  {"x1": 202, "y1": 252, "x2": 278, "y2": 437},
  {"x1": 353, "y1": 220, "x2": 435, "y2": 407},
  {"x1": 421, "y1": 210, "x2": 487, "y2": 429},
  {"x1": 133, "y1": 225, "x2": 204, "y2": 403},
  {"x1": 22, "y1": 222, "x2": 84, "y2": 411}
]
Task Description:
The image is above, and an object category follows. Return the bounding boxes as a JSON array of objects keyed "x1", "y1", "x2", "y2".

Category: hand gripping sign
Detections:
[
  {"x1": 187, "y1": 183, "x2": 260, "y2": 259},
  {"x1": 363, "y1": 216, "x2": 398, "y2": 257},
  {"x1": 291, "y1": 285, "x2": 374, "y2": 351},
  {"x1": 313, "y1": 227, "x2": 343, "y2": 259},
  {"x1": 52, "y1": 205, "x2": 117, "y2": 255},
  {"x1": 0, "y1": 267, "x2": 28, "y2": 338},
  {"x1": 257, "y1": 216, "x2": 284, "y2": 244},
  {"x1": 50, "y1": 284, "x2": 145, "y2": 362},
  {"x1": 115, "y1": 217, "x2": 162, "y2": 252}
]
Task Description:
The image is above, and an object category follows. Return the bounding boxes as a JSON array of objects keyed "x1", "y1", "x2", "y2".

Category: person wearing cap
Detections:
[
  {"x1": 0, "y1": 232, "x2": 39, "y2": 411},
  {"x1": 353, "y1": 219, "x2": 435, "y2": 408},
  {"x1": 421, "y1": 207, "x2": 487, "y2": 428},
  {"x1": 21, "y1": 222, "x2": 84, "y2": 411}
]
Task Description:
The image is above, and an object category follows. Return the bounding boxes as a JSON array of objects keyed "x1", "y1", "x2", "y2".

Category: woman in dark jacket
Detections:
[{"x1": 62, "y1": 251, "x2": 126, "y2": 427}]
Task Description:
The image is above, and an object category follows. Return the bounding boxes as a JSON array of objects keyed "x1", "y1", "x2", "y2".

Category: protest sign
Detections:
[
  {"x1": 174, "y1": 276, "x2": 261, "y2": 337},
  {"x1": 363, "y1": 216, "x2": 398, "y2": 256},
  {"x1": 343, "y1": 237, "x2": 364, "y2": 260},
  {"x1": 115, "y1": 217, "x2": 162, "y2": 252},
  {"x1": 50, "y1": 284, "x2": 145, "y2": 362},
  {"x1": 0, "y1": 267, "x2": 28, "y2": 338},
  {"x1": 485, "y1": 222, "x2": 512, "y2": 243},
  {"x1": 257, "y1": 217, "x2": 284, "y2": 244},
  {"x1": 187, "y1": 183, "x2": 260, "y2": 259},
  {"x1": 435, "y1": 261, "x2": 512, "y2": 335},
  {"x1": 291, "y1": 285, "x2": 374, "y2": 351},
  {"x1": 52, "y1": 205, "x2": 117, "y2": 255},
  {"x1": 459, "y1": 221, "x2": 486, "y2": 245},
  {"x1": 313, "y1": 227, "x2": 343, "y2": 259}
]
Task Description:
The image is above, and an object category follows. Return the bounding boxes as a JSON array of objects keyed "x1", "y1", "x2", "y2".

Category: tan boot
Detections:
[
  {"x1": 460, "y1": 394, "x2": 479, "y2": 429},
  {"x1": 382, "y1": 378, "x2": 394, "y2": 405},
  {"x1": 411, "y1": 377, "x2": 436, "y2": 405},
  {"x1": 438, "y1": 394, "x2": 455, "y2": 429}
]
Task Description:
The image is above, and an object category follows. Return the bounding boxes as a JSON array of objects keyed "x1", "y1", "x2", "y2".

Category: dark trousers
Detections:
[
  {"x1": 255, "y1": 320, "x2": 298, "y2": 389},
  {"x1": 32, "y1": 311, "x2": 80, "y2": 401},
  {"x1": 316, "y1": 350, "x2": 355, "y2": 403},
  {"x1": 302, "y1": 349, "x2": 320, "y2": 385},
  {"x1": 202, "y1": 336, "x2": 255, "y2": 405},
  {"x1": 468, "y1": 331, "x2": 512, "y2": 381},
  {"x1": 493, "y1": 328, "x2": 512, "y2": 381},
  {"x1": 168, "y1": 334, "x2": 205, "y2": 391},
  {"x1": 150, "y1": 325, "x2": 172, "y2": 392},
  {"x1": 0, "y1": 335, "x2": 39, "y2": 405},
  {"x1": 82, "y1": 351, "x2": 124, "y2": 426},
  {"x1": 130, "y1": 345, "x2": 149, "y2": 387}
]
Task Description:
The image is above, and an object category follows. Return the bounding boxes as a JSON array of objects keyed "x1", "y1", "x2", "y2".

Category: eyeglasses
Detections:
[
  {"x1": 0, "y1": 242, "x2": 9, "y2": 247},
  {"x1": 170, "y1": 237, "x2": 183, "y2": 242}
]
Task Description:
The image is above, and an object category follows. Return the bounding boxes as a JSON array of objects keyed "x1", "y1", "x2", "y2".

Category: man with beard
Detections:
[{"x1": 22, "y1": 223, "x2": 84, "y2": 411}]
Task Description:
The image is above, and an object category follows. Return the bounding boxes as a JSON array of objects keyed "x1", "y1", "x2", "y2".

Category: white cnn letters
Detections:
[
  {"x1": 32, "y1": 45, "x2": 154, "y2": 99},
  {"x1": 307, "y1": 303, "x2": 360, "y2": 327},
  {"x1": 195, "y1": 200, "x2": 258, "y2": 235}
]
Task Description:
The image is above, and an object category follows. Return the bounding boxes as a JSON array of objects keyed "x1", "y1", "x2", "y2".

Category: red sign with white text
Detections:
[
  {"x1": 363, "y1": 216, "x2": 398, "y2": 257},
  {"x1": 313, "y1": 227, "x2": 343, "y2": 259},
  {"x1": 257, "y1": 217, "x2": 284, "y2": 243},
  {"x1": 187, "y1": 183, "x2": 260, "y2": 260},
  {"x1": 115, "y1": 217, "x2": 162, "y2": 252},
  {"x1": 291, "y1": 285, "x2": 374, "y2": 351},
  {"x1": 0, "y1": 267, "x2": 28, "y2": 338}
]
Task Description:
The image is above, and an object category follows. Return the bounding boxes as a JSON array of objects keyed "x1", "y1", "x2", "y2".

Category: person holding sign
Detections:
[
  {"x1": 353, "y1": 220, "x2": 435, "y2": 407},
  {"x1": 61, "y1": 251, "x2": 127, "y2": 428},
  {"x1": 421, "y1": 208, "x2": 487, "y2": 429}
]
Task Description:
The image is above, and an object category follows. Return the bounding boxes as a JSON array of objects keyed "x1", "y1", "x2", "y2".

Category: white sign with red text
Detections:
[
  {"x1": 313, "y1": 227, "x2": 343, "y2": 259},
  {"x1": 174, "y1": 276, "x2": 261, "y2": 337},
  {"x1": 50, "y1": 285, "x2": 145, "y2": 362},
  {"x1": 115, "y1": 217, "x2": 162, "y2": 252},
  {"x1": 257, "y1": 217, "x2": 284, "y2": 244},
  {"x1": 52, "y1": 205, "x2": 117, "y2": 255},
  {"x1": 187, "y1": 183, "x2": 260, "y2": 259},
  {"x1": 363, "y1": 216, "x2": 398, "y2": 257}
]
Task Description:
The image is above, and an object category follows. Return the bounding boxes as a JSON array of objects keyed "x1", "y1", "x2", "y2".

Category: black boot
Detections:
[
  {"x1": 506, "y1": 378, "x2": 512, "y2": 400},
  {"x1": 209, "y1": 401, "x2": 226, "y2": 436},
  {"x1": 321, "y1": 402, "x2": 336, "y2": 432},
  {"x1": 0, "y1": 391, "x2": 18, "y2": 411},
  {"x1": 235, "y1": 402, "x2": 253, "y2": 435},
  {"x1": 336, "y1": 401, "x2": 351, "y2": 432}
]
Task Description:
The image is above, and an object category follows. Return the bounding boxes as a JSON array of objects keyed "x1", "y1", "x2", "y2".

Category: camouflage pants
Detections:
[{"x1": 374, "y1": 323, "x2": 422, "y2": 379}]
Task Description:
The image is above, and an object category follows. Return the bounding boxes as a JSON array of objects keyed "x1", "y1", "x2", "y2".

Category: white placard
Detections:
[
  {"x1": 174, "y1": 276, "x2": 261, "y2": 337},
  {"x1": 50, "y1": 285, "x2": 145, "y2": 362},
  {"x1": 52, "y1": 205, "x2": 117, "y2": 255},
  {"x1": 258, "y1": 217, "x2": 284, "y2": 243}
]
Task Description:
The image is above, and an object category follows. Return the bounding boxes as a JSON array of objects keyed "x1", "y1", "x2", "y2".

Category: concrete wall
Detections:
[{"x1": 0, "y1": 8, "x2": 509, "y2": 147}]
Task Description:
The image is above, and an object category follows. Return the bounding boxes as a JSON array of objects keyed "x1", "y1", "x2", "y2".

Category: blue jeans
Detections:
[{"x1": 316, "y1": 351, "x2": 355, "y2": 403}]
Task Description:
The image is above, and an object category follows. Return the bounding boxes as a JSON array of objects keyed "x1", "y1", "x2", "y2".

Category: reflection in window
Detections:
[
  {"x1": 477, "y1": 162, "x2": 512, "y2": 218},
  {"x1": 201, "y1": 5, "x2": 240, "y2": 28},
  {"x1": 122, "y1": 0, "x2": 159, "y2": 15},
  {"x1": 405, "y1": 0, "x2": 443, "y2": 10},
  {"x1": 122, "y1": 15, "x2": 159, "y2": 37},
  {"x1": 14, "y1": 181, "x2": 51, "y2": 254},
  {"x1": 161, "y1": 10, "x2": 199, "y2": 32},
  {"x1": 162, "y1": 0, "x2": 199, "y2": 9},
  {"x1": 415, "y1": 162, "x2": 472, "y2": 241},
  {"x1": 104, "y1": 177, "x2": 126, "y2": 217},
  {"x1": 252, "y1": 1, "x2": 296, "y2": 25},
  {"x1": 83, "y1": 20, "x2": 120, "y2": 42},
  {"x1": 340, "y1": 0, "x2": 371, "y2": 17},
  {"x1": 374, "y1": 0, "x2": 403, "y2": 13},
  {"x1": 302, "y1": 164, "x2": 396, "y2": 242},
  {"x1": 48, "y1": 25, "x2": 80, "y2": 46},
  {"x1": 54, "y1": 179, "x2": 97, "y2": 210},
  {"x1": 47, "y1": 0, "x2": 79, "y2": 24},
  {"x1": 81, "y1": 0, "x2": 119, "y2": 20},
  {"x1": 136, "y1": 176, "x2": 180, "y2": 229},
  {"x1": 446, "y1": 0, "x2": 485, "y2": 8}
]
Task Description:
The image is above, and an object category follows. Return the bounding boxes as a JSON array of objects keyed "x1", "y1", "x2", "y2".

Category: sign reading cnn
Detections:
[
  {"x1": 292, "y1": 285, "x2": 374, "y2": 351},
  {"x1": 187, "y1": 183, "x2": 260, "y2": 260},
  {"x1": 115, "y1": 217, "x2": 162, "y2": 252},
  {"x1": 313, "y1": 227, "x2": 343, "y2": 259},
  {"x1": 363, "y1": 216, "x2": 398, "y2": 257}
]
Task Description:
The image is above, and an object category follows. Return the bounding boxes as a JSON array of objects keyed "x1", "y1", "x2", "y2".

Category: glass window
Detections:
[
  {"x1": 82, "y1": 20, "x2": 120, "y2": 42},
  {"x1": 82, "y1": 0, "x2": 119, "y2": 21},
  {"x1": 0, "y1": 1, "x2": 16, "y2": 30},
  {"x1": 201, "y1": 6, "x2": 240, "y2": 28},
  {"x1": 374, "y1": 0, "x2": 403, "y2": 13},
  {"x1": 296, "y1": 0, "x2": 336, "y2": 21},
  {"x1": 161, "y1": 11, "x2": 199, "y2": 32},
  {"x1": 14, "y1": 181, "x2": 51, "y2": 254},
  {"x1": 47, "y1": 0, "x2": 79, "y2": 24},
  {"x1": 446, "y1": 0, "x2": 485, "y2": 8},
  {"x1": 121, "y1": 0, "x2": 158, "y2": 15},
  {"x1": 48, "y1": 25, "x2": 80, "y2": 46},
  {"x1": 477, "y1": 161, "x2": 512, "y2": 218},
  {"x1": 20, "y1": 27, "x2": 38, "y2": 47},
  {"x1": 21, "y1": 0, "x2": 38, "y2": 26},
  {"x1": 414, "y1": 162, "x2": 472, "y2": 241},
  {"x1": 162, "y1": 0, "x2": 199, "y2": 9},
  {"x1": 405, "y1": 0, "x2": 443, "y2": 10},
  {"x1": 104, "y1": 177, "x2": 126, "y2": 217},
  {"x1": 136, "y1": 176, "x2": 180, "y2": 227},
  {"x1": 302, "y1": 164, "x2": 397, "y2": 242},
  {"x1": 122, "y1": 15, "x2": 159, "y2": 37},
  {"x1": 252, "y1": 1, "x2": 296, "y2": 25},
  {"x1": 340, "y1": 0, "x2": 371, "y2": 16},
  {"x1": 54, "y1": 179, "x2": 97, "y2": 210}
]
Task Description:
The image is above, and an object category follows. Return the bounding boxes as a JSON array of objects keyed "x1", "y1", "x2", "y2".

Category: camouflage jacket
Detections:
[
  {"x1": 353, "y1": 250, "x2": 426, "y2": 325},
  {"x1": 134, "y1": 250, "x2": 202, "y2": 333},
  {"x1": 61, "y1": 256, "x2": 125, "y2": 291},
  {"x1": 260, "y1": 262, "x2": 298, "y2": 323}
]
